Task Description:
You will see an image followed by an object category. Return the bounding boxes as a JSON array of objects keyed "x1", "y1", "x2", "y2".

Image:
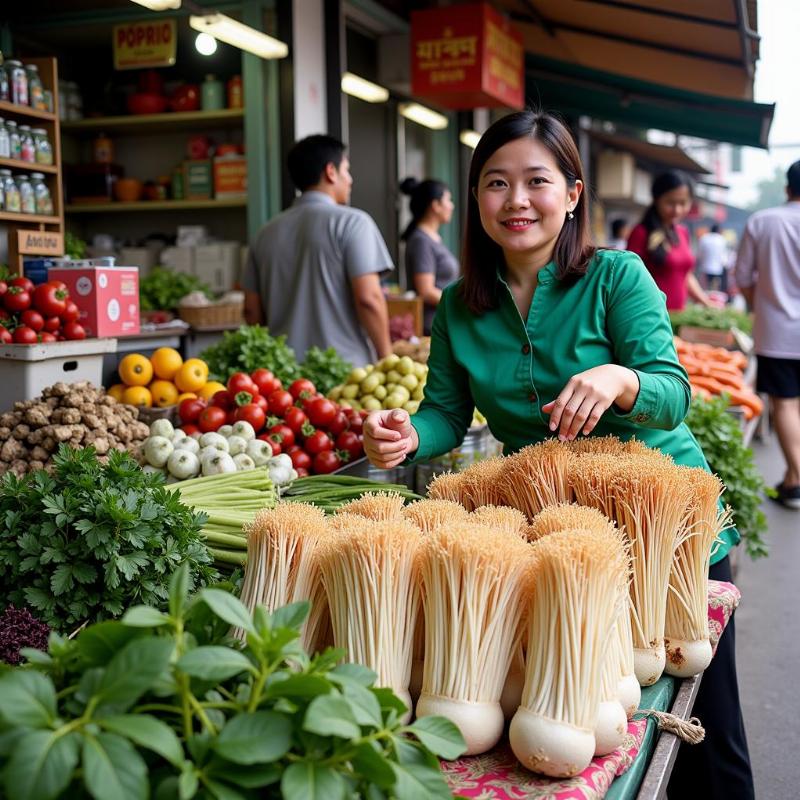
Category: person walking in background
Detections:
[
  {"x1": 243, "y1": 134, "x2": 393, "y2": 365},
  {"x1": 698, "y1": 223, "x2": 730, "y2": 293},
  {"x1": 736, "y1": 160, "x2": 800, "y2": 510},
  {"x1": 401, "y1": 177, "x2": 460, "y2": 335},
  {"x1": 627, "y1": 170, "x2": 715, "y2": 310},
  {"x1": 608, "y1": 217, "x2": 630, "y2": 250}
]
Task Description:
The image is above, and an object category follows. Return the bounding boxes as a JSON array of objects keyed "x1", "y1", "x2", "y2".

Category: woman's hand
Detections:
[
  {"x1": 363, "y1": 409, "x2": 420, "y2": 469},
  {"x1": 541, "y1": 365, "x2": 639, "y2": 441}
]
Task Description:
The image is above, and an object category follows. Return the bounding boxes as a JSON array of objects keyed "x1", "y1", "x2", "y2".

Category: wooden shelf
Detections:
[
  {"x1": 0, "y1": 211, "x2": 61, "y2": 224},
  {"x1": 0, "y1": 100, "x2": 57, "y2": 123},
  {"x1": 0, "y1": 157, "x2": 58, "y2": 174},
  {"x1": 65, "y1": 198, "x2": 246, "y2": 213},
  {"x1": 61, "y1": 108, "x2": 244, "y2": 136}
]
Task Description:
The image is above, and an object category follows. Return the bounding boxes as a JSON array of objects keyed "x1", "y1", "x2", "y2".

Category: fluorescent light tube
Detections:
[
  {"x1": 399, "y1": 102, "x2": 448, "y2": 130},
  {"x1": 190, "y1": 14, "x2": 288, "y2": 60},
  {"x1": 459, "y1": 129, "x2": 482, "y2": 149},
  {"x1": 341, "y1": 72, "x2": 389, "y2": 103},
  {"x1": 130, "y1": 0, "x2": 181, "y2": 9}
]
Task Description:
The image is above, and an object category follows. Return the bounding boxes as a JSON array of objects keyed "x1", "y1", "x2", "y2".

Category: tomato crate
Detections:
[{"x1": 0, "y1": 338, "x2": 118, "y2": 412}]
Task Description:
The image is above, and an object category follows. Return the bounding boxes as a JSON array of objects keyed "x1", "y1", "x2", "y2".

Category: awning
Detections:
[
  {"x1": 524, "y1": 54, "x2": 774, "y2": 148},
  {"x1": 588, "y1": 130, "x2": 712, "y2": 175}
]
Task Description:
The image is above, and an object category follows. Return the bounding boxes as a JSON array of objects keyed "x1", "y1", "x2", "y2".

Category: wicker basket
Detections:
[{"x1": 178, "y1": 301, "x2": 244, "y2": 330}]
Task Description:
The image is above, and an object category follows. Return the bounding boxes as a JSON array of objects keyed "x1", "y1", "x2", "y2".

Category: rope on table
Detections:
[{"x1": 635, "y1": 709, "x2": 706, "y2": 744}]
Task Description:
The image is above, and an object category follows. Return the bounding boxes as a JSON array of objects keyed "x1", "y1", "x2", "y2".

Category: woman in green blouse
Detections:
[{"x1": 363, "y1": 110, "x2": 753, "y2": 799}]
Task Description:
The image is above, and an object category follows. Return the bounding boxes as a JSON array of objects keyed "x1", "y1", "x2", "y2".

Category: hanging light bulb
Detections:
[{"x1": 195, "y1": 32, "x2": 218, "y2": 56}]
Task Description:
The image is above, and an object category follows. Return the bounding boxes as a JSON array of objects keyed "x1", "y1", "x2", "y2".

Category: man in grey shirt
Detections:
[
  {"x1": 243, "y1": 135, "x2": 392, "y2": 367},
  {"x1": 736, "y1": 160, "x2": 800, "y2": 508}
]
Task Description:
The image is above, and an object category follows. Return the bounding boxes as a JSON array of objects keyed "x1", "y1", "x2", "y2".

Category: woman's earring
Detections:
[{"x1": 567, "y1": 210, "x2": 575, "y2": 220}]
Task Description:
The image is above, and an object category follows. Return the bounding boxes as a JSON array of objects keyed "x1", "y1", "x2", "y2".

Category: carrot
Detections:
[
  {"x1": 689, "y1": 376, "x2": 727, "y2": 394},
  {"x1": 708, "y1": 370, "x2": 744, "y2": 389},
  {"x1": 723, "y1": 388, "x2": 763, "y2": 417}
]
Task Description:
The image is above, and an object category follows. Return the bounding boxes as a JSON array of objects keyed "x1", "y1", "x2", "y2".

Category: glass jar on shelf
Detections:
[
  {"x1": 25, "y1": 64, "x2": 45, "y2": 110},
  {"x1": 16, "y1": 174, "x2": 35, "y2": 213},
  {"x1": 18, "y1": 124, "x2": 35, "y2": 162},
  {"x1": 1, "y1": 169, "x2": 21, "y2": 212},
  {"x1": 0, "y1": 118, "x2": 10, "y2": 158},
  {"x1": 30, "y1": 172, "x2": 52, "y2": 215},
  {"x1": 6, "y1": 120, "x2": 20, "y2": 160},
  {"x1": 33, "y1": 128, "x2": 53, "y2": 165},
  {"x1": 6, "y1": 60, "x2": 28, "y2": 106},
  {"x1": 0, "y1": 60, "x2": 9, "y2": 103}
]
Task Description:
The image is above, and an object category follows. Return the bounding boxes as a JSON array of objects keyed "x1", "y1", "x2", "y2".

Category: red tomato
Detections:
[
  {"x1": 211, "y1": 390, "x2": 233, "y2": 410},
  {"x1": 63, "y1": 321, "x2": 87, "y2": 340},
  {"x1": 33, "y1": 282, "x2": 68, "y2": 317},
  {"x1": 304, "y1": 429, "x2": 333, "y2": 455},
  {"x1": 9, "y1": 277, "x2": 34, "y2": 293},
  {"x1": 20, "y1": 309, "x2": 44, "y2": 332},
  {"x1": 336, "y1": 430, "x2": 363, "y2": 461},
  {"x1": 294, "y1": 466, "x2": 309, "y2": 478},
  {"x1": 257, "y1": 433, "x2": 282, "y2": 455},
  {"x1": 283, "y1": 406, "x2": 308, "y2": 435},
  {"x1": 268, "y1": 423, "x2": 295, "y2": 449},
  {"x1": 0, "y1": 326, "x2": 10, "y2": 344},
  {"x1": 0, "y1": 281, "x2": 6, "y2": 297},
  {"x1": 226, "y1": 408, "x2": 237, "y2": 424},
  {"x1": 313, "y1": 450, "x2": 342, "y2": 474},
  {"x1": 198, "y1": 406, "x2": 227, "y2": 433},
  {"x1": 228, "y1": 372, "x2": 258, "y2": 397},
  {"x1": 181, "y1": 423, "x2": 200, "y2": 436},
  {"x1": 235, "y1": 403, "x2": 266, "y2": 432},
  {"x1": 61, "y1": 301, "x2": 80, "y2": 323},
  {"x1": 12, "y1": 325, "x2": 38, "y2": 344},
  {"x1": 43, "y1": 316, "x2": 61, "y2": 333},
  {"x1": 287, "y1": 446, "x2": 311, "y2": 471},
  {"x1": 252, "y1": 394, "x2": 269, "y2": 413},
  {"x1": 347, "y1": 414, "x2": 364, "y2": 435},
  {"x1": 268, "y1": 389, "x2": 294, "y2": 417},
  {"x1": 307, "y1": 397, "x2": 337, "y2": 428},
  {"x1": 39, "y1": 332, "x2": 57, "y2": 343},
  {"x1": 4, "y1": 287, "x2": 31, "y2": 313},
  {"x1": 46, "y1": 279, "x2": 67, "y2": 293},
  {"x1": 289, "y1": 378, "x2": 317, "y2": 400},
  {"x1": 327, "y1": 411, "x2": 349, "y2": 437},
  {"x1": 179, "y1": 397, "x2": 207, "y2": 424},
  {"x1": 251, "y1": 368, "x2": 282, "y2": 396}
]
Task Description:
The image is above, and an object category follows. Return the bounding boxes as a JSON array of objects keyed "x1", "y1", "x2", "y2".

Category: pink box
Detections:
[{"x1": 49, "y1": 265, "x2": 140, "y2": 337}]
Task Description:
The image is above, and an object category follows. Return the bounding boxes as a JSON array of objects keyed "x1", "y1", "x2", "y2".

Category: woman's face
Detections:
[
  {"x1": 432, "y1": 189, "x2": 454, "y2": 224},
  {"x1": 655, "y1": 184, "x2": 692, "y2": 227},
  {"x1": 476, "y1": 136, "x2": 581, "y2": 265}
]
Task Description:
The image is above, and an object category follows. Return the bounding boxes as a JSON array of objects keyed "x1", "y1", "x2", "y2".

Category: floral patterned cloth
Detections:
[{"x1": 441, "y1": 580, "x2": 740, "y2": 800}]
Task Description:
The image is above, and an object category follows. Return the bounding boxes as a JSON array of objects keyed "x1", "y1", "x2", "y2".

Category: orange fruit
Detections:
[
  {"x1": 119, "y1": 353, "x2": 153, "y2": 386},
  {"x1": 122, "y1": 385, "x2": 153, "y2": 407},
  {"x1": 174, "y1": 358, "x2": 209, "y2": 393},
  {"x1": 107, "y1": 383, "x2": 126, "y2": 402},
  {"x1": 177, "y1": 392, "x2": 198, "y2": 403},
  {"x1": 150, "y1": 347, "x2": 183, "y2": 381},
  {"x1": 197, "y1": 381, "x2": 226, "y2": 401},
  {"x1": 149, "y1": 380, "x2": 179, "y2": 408}
]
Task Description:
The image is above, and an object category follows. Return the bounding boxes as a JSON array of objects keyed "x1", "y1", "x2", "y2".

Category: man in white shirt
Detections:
[{"x1": 697, "y1": 224, "x2": 729, "y2": 292}]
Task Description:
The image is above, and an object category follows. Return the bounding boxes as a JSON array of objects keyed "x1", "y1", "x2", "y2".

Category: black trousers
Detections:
[{"x1": 667, "y1": 555, "x2": 755, "y2": 800}]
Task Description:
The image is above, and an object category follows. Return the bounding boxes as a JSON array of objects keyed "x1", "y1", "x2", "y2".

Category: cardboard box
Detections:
[
  {"x1": 213, "y1": 156, "x2": 247, "y2": 198},
  {"x1": 183, "y1": 159, "x2": 213, "y2": 200},
  {"x1": 49, "y1": 265, "x2": 140, "y2": 337},
  {"x1": 195, "y1": 243, "x2": 240, "y2": 293}
]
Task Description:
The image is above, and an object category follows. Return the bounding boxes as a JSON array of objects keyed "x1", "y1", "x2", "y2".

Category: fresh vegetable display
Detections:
[
  {"x1": 178, "y1": 369, "x2": 367, "y2": 475},
  {"x1": 0, "y1": 381, "x2": 150, "y2": 477},
  {"x1": 138, "y1": 266, "x2": 213, "y2": 312},
  {"x1": 0, "y1": 566, "x2": 464, "y2": 800},
  {"x1": 0, "y1": 445, "x2": 216, "y2": 629},
  {"x1": 282, "y1": 474, "x2": 421, "y2": 514},
  {"x1": 669, "y1": 304, "x2": 753, "y2": 335},
  {"x1": 0, "y1": 277, "x2": 86, "y2": 343},
  {"x1": 328, "y1": 354, "x2": 427, "y2": 414}
]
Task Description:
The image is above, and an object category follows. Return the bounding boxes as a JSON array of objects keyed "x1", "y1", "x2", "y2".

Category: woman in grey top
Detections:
[{"x1": 401, "y1": 177, "x2": 460, "y2": 335}]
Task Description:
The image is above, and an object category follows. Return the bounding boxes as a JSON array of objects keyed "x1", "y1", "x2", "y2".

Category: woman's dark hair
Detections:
[
  {"x1": 287, "y1": 134, "x2": 346, "y2": 191},
  {"x1": 787, "y1": 160, "x2": 800, "y2": 198},
  {"x1": 400, "y1": 177, "x2": 449, "y2": 240},
  {"x1": 460, "y1": 110, "x2": 595, "y2": 314},
  {"x1": 640, "y1": 170, "x2": 694, "y2": 233}
]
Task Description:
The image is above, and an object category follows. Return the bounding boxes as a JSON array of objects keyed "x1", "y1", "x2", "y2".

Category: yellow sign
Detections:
[
  {"x1": 16, "y1": 230, "x2": 63, "y2": 257},
  {"x1": 113, "y1": 19, "x2": 177, "y2": 70}
]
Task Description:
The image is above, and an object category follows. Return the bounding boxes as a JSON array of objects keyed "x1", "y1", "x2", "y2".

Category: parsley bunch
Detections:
[{"x1": 0, "y1": 446, "x2": 217, "y2": 630}]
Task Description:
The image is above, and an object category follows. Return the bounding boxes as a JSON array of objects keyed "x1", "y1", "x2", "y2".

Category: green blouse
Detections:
[{"x1": 410, "y1": 248, "x2": 737, "y2": 564}]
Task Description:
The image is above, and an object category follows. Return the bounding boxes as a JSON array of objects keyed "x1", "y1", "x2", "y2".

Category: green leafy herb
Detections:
[
  {"x1": 300, "y1": 346, "x2": 352, "y2": 396},
  {"x1": 0, "y1": 446, "x2": 217, "y2": 630},
  {"x1": 64, "y1": 232, "x2": 87, "y2": 261},
  {"x1": 669, "y1": 305, "x2": 753, "y2": 335},
  {"x1": 686, "y1": 394, "x2": 771, "y2": 559},
  {"x1": 139, "y1": 267, "x2": 214, "y2": 312},
  {"x1": 0, "y1": 568, "x2": 466, "y2": 799}
]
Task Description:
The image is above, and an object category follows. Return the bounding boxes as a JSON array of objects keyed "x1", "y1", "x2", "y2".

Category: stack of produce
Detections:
[
  {"x1": 674, "y1": 336, "x2": 762, "y2": 418},
  {"x1": 281, "y1": 474, "x2": 420, "y2": 513},
  {"x1": 109, "y1": 349, "x2": 224, "y2": 409},
  {"x1": 0, "y1": 381, "x2": 149, "y2": 477},
  {"x1": 669, "y1": 304, "x2": 752, "y2": 336},
  {"x1": 328, "y1": 354, "x2": 427, "y2": 414},
  {"x1": 393, "y1": 336, "x2": 431, "y2": 364},
  {"x1": 179, "y1": 370, "x2": 366, "y2": 475},
  {"x1": 0, "y1": 276, "x2": 85, "y2": 343}
]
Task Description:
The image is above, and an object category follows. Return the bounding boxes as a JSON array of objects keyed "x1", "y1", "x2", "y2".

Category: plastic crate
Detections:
[{"x1": 0, "y1": 339, "x2": 118, "y2": 412}]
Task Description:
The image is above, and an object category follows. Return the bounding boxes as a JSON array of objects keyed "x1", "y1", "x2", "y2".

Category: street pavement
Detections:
[{"x1": 734, "y1": 433, "x2": 800, "y2": 797}]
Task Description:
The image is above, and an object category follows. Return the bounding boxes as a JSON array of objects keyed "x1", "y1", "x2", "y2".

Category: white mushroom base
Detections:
[
  {"x1": 664, "y1": 636, "x2": 712, "y2": 678},
  {"x1": 593, "y1": 699, "x2": 628, "y2": 756},
  {"x1": 617, "y1": 672, "x2": 642, "y2": 719},
  {"x1": 416, "y1": 693, "x2": 504, "y2": 756},
  {"x1": 634, "y1": 643, "x2": 666, "y2": 686}
]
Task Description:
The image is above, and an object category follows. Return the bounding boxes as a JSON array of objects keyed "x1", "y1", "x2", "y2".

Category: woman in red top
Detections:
[{"x1": 627, "y1": 170, "x2": 714, "y2": 311}]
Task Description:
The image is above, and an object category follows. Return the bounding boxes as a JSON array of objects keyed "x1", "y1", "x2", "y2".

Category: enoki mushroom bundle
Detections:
[{"x1": 500, "y1": 440, "x2": 572, "y2": 520}]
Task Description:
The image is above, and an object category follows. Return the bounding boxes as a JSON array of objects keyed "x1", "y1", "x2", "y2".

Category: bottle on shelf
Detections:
[
  {"x1": 6, "y1": 60, "x2": 28, "y2": 106},
  {"x1": 93, "y1": 132, "x2": 113, "y2": 164},
  {"x1": 26, "y1": 64, "x2": 45, "y2": 111},
  {"x1": 227, "y1": 75, "x2": 243, "y2": 109},
  {"x1": 30, "y1": 172, "x2": 53, "y2": 215},
  {"x1": 32, "y1": 128, "x2": 53, "y2": 165},
  {"x1": 202, "y1": 74, "x2": 224, "y2": 111},
  {"x1": 0, "y1": 118, "x2": 10, "y2": 158},
  {"x1": 18, "y1": 124, "x2": 35, "y2": 163},
  {"x1": 0, "y1": 56, "x2": 9, "y2": 103},
  {"x1": 6, "y1": 120, "x2": 20, "y2": 159},
  {"x1": 0, "y1": 169, "x2": 21, "y2": 212},
  {"x1": 15, "y1": 173, "x2": 35, "y2": 214}
]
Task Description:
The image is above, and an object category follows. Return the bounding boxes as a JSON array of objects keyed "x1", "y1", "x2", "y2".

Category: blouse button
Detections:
[{"x1": 521, "y1": 344, "x2": 531, "y2": 355}]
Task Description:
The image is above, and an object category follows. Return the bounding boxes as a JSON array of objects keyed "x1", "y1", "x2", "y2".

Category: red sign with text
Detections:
[{"x1": 411, "y1": 3, "x2": 524, "y2": 109}]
